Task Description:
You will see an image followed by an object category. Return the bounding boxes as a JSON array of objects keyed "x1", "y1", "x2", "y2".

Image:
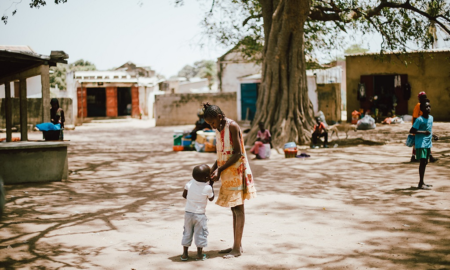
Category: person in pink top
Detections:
[{"x1": 250, "y1": 122, "x2": 272, "y2": 159}]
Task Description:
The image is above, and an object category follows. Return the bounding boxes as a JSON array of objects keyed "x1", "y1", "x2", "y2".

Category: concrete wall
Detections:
[
  {"x1": 317, "y1": 83, "x2": 341, "y2": 123},
  {"x1": 155, "y1": 92, "x2": 237, "y2": 126},
  {"x1": 346, "y1": 52, "x2": 450, "y2": 121},
  {"x1": 0, "y1": 98, "x2": 74, "y2": 129},
  {"x1": 0, "y1": 142, "x2": 68, "y2": 184},
  {"x1": 0, "y1": 76, "x2": 43, "y2": 98}
]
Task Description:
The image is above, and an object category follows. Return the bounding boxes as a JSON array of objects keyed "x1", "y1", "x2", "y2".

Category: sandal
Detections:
[
  {"x1": 196, "y1": 254, "x2": 207, "y2": 261},
  {"x1": 180, "y1": 256, "x2": 188, "y2": 261},
  {"x1": 418, "y1": 185, "x2": 431, "y2": 190}
]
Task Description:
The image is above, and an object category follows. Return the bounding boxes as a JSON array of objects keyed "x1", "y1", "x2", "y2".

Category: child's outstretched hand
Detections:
[{"x1": 433, "y1": 134, "x2": 439, "y2": 141}]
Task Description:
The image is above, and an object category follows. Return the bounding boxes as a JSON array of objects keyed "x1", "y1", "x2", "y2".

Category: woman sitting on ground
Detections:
[{"x1": 250, "y1": 122, "x2": 271, "y2": 159}]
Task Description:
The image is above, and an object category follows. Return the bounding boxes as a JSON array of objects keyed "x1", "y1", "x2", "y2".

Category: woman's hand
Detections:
[{"x1": 211, "y1": 168, "x2": 221, "y2": 182}]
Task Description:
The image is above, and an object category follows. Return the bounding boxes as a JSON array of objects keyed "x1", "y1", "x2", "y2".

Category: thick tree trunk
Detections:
[{"x1": 246, "y1": 0, "x2": 315, "y2": 147}]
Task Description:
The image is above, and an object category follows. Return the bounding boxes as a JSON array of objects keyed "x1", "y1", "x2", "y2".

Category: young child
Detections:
[
  {"x1": 250, "y1": 122, "x2": 272, "y2": 159},
  {"x1": 410, "y1": 92, "x2": 437, "y2": 162},
  {"x1": 409, "y1": 99, "x2": 439, "y2": 190},
  {"x1": 181, "y1": 164, "x2": 214, "y2": 261}
]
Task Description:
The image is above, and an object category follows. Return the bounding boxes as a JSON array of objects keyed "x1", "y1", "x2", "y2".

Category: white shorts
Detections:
[{"x1": 181, "y1": 212, "x2": 208, "y2": 248}]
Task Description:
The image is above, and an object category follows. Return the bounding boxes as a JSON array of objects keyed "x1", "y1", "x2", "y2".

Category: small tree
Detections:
[
  {"x1": 344, "y1": 44, "x2": 369, "y2": 55},
  {"x1": 50, "y1": 59, "x2": 96, "y2": 90},
  {"x1": 177, "y1": 60, "x2": 217, "y2": 89}
]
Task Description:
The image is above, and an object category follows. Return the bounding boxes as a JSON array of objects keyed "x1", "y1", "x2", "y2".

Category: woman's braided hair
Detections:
[{"x1": 202, "y1": 102, "x2": 225, "y2": 119}]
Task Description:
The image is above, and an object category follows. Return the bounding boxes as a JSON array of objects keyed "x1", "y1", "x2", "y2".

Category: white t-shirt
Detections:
[{"x1": 185, "y1": 179, "x2": 214, "y2": 214}]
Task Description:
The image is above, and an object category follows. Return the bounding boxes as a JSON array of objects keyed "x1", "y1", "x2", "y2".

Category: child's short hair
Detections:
[
  {"x1": 192, "y1": 164, "x2": 210, "y2": 180},
  {"x1": 202, "y1": 102, "x2": 225, "y2": 119}
]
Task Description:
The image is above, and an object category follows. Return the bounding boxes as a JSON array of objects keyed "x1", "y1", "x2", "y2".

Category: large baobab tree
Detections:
[
  {"x1": 200, "y1": 0, "x2": 450, "y2": 147},
  {"x1": 5, "y1": 0, "x2": 450, "y2": 146}
]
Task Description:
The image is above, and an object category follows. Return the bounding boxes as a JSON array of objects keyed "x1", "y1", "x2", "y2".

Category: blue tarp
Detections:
[{"x1": 36, "y1": 122, "x2": 61, "y2": 131}]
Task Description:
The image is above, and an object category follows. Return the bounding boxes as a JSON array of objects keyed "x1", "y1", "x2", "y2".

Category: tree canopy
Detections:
[{"x1": 195, "y1": 0, "x2": 450, "y2": 60}]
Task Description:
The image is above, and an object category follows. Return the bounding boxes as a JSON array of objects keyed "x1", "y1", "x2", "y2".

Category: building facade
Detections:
[
  {"x1": 346, "y1": 49, "x2": 450, "y2": 121},
  {"x1": 66, "y1": 66, "x2": 160, "y2": 122}
]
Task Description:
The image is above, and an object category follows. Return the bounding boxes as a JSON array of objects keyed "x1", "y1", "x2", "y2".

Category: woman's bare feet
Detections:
[
  {"x1": 218, "y1": 248, "x2": 232, "y2": 254},
  {"x1": 219, "y1": 246, "x2": 243, "y2": 254},
  {"x1": 223, "y1": 249, "x2": 241, "y2": 259}
]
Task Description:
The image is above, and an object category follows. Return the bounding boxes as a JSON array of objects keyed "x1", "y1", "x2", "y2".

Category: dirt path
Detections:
[{"x1": 1, "y1": 120, "x2": 449, "y2": 269}]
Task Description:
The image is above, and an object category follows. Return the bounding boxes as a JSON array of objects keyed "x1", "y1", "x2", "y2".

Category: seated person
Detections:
[
  {"x1": 311, "y1": 117, "x2": 328, "y2": 148},
  {"x1": 250, "y1": 122, "x2": 272, "y2": 159},
  {"x1": 191, "y1": 110, "x2": 211, "y2": 141}
]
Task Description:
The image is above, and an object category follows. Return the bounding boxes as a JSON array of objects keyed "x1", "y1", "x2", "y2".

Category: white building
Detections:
[{"x1": 66, "y1": 67, "x2": 161, "y2": 122}]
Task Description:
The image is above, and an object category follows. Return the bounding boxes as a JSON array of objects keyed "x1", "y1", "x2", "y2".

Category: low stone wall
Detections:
[
  {"x1": 0, "y1": 98, "x2": 73, "y2": 129},
  {"x1": 155, "y1": 92, "x2": 237, "y2": 126}
]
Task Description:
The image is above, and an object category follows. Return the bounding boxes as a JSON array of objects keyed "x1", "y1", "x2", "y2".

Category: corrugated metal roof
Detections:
[
  {"x1": 346, "y1": 48, "x2": 450, "y2": 57},
  {"x1": 0, "y1": 45, "x2": 36, "y2": 53}
]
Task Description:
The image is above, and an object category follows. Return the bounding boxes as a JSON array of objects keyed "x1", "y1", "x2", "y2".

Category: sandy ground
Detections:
[{"x1": 1, "y1": 119, "x2": 449, "y2": 270}]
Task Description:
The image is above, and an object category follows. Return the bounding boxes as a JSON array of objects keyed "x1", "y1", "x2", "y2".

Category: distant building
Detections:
[
  {"x1": 66, "y1": 63, "x2": 161, "y2": 121},
  {"x1": 159, "y1": 77, "x2": 210, "y2": 94},
  {"x1": 346, "y1": 49, "x2": 450, "y2": 121}
]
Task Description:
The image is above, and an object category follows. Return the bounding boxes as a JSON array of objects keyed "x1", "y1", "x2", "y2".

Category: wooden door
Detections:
[
  {"x1": 77, "y1": 87, "x2": 87, "y2": 117},
  {"x1": 106, "y1": 87, "x2": 118, "y2": 117},
  {"x1": 131, "y1": 86, "x2": 140, "y2": 118}
]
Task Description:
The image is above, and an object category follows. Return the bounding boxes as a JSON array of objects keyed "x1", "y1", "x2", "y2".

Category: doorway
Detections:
[
  {"x1": 240, "y1": 83, "x2": 259, "y2": 121},
  {"x1": 360, "y1": 74, "x2": 408, "y2": 116},
  {"x1": 117, "y1": 87, "x2": 132, "y2": 116},
  {"x1": 87, "y1": 88, "x2": 106, "y2": 117}
]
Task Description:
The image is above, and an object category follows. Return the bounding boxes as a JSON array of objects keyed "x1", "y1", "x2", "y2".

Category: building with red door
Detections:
[{"x1": 66, "y1": 65, "x2": 161, "y2": 122}]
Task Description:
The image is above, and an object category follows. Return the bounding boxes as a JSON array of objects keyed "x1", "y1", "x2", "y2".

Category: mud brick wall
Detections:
[
  {"x1": 155, "y1": 92, "x2": 237, "y2": 126},
  {"x1": 0, "y1": 98, "x2": 74, "y2": 129}
]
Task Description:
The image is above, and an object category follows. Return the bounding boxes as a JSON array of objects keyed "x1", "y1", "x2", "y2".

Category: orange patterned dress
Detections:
[{"x1": 215, "y1": 118, "x2": 257, "y2": 207}]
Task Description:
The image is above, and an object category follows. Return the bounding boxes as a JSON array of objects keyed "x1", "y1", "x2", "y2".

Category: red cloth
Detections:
[{"x1": 314, "y1": 122, "x2": 326, "y2": 133}]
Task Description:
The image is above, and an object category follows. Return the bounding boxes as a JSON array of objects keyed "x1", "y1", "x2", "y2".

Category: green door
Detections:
[{"x1": 241, "y1": 83, "x2": 258, "y2": 121}]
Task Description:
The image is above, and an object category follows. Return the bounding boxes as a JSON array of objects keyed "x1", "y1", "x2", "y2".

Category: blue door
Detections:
[{"x1": 241, "y1": 83, "x2": 258, "y2": 121}]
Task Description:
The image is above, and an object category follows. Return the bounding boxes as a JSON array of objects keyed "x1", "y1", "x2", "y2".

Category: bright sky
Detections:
[
  {"x1": 1, "y1": 0, "x2": 448, "y2": 77},
  {"x1": 0, "y1": 0, "x2": 228, "y2": 78}
]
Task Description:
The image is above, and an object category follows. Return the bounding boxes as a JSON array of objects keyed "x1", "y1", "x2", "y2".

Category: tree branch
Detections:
[
  {"x1": 309, "y1": 0, "x2": 450, "y2": 35},
  {"x1": 242, "y1": 13, "x2": 263, "y2": 26},
  {"x1": 209, "y1": 0, "x2": 215, "y2": 13}
]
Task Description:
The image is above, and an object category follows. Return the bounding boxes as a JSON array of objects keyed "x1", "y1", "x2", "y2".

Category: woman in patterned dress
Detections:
[{"x1": 203, "y1": 102, "x2": 257, "y2": 258}]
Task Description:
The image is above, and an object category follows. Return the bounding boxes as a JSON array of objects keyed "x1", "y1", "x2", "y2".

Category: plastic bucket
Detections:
[{"x1": 173, "y1": 130, "x2": 183, "y2": 146}]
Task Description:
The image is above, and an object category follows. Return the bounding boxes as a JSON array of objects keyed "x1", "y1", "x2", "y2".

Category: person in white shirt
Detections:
[{"x1": 181, "y1": 164, "x2": 214, "y2": 261}]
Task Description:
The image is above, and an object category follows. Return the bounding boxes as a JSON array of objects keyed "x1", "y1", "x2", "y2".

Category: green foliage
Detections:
[
  {"x1": 2, "y1": 0, "x2": 68, "y2": 24},
  {"x1": 49, "y1": 59, "x2": 96, "y2": 90},
  {"x1": 344, "y1": 44, "x2": 369, "y2": 55},
  {"x1": 196, "y1": 0, "x2": 450, "y2": 61},
  {"x1": 177, "y1": 60, "x2": 217, "y2": 89}
]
